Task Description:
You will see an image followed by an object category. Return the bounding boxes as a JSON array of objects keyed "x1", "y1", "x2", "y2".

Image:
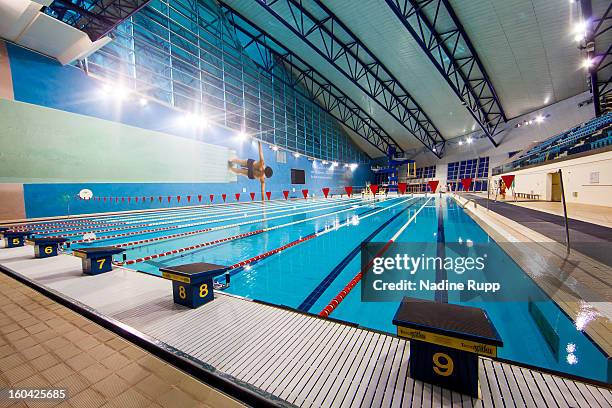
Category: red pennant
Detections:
[
  {"x1": 149, "y1": 196, "x2": 153, "y2": 202},
  {"x1": 176, "y1": 196, "x2": 180, "y2": 203},
  {"x1": 302, "y1": 189, "x2": 309, "y2": 199},
  {"x1": 283, "y1": 190, "x2": 289, "y2": 200},
  {"x1": 115, "y1": 197, "x2": 118, "y2": 203},
  {"x1": 142, "y1": 196, "x2": 146, "y2": 203},
  {"x1": 209, "y1": 194, "x2": 214, "y2": 202},
  {"x1": 121, "y1": 197, "x2": 125, "y2": 203},
  {"x1": 369, "y1": 184, "x2": 379, "y2": 195},
  {"x1": 427, "y1": 180, "x2": 439, "y2": 193},
  {"x1": 235, "y1": 193, "x2": 241, "y2": 201},
  {"x1": 187, "y1": 195, "x2": 191, "y2": 203},
  {"x1": 135, "y1": 197, "x2": 139, "y2": 203},
  {"x1": 158, "y1": 196, "x2": 162, "y2": 203},
  {"x1": 222, "y1": 194, "x2": 227, "y2": 202},
  {"x1": 250, "y1": 192, "x2": 256, "y2": 201},
  {"x1": 501, "y1": 175, "x2": 515, "y2": 188},
  {"x1": 345, "y1": 186, "x2": 353, "y2": 197},
  {"x1": 198, "y1": 194, "x2": 202, "y2": 202},
  {"x1": 461, "y1": 178, "x2": 472, "y2": 191},
  {"x1": 398, "y1": 183, "x2": 407, "y2": 194},
  {"x1": 167, "y1": 196, "x2": 171, "y2": 203},
  {"x1": 103, "y1": 197, "x2": 107, "y2": 203},
  {"x1": 266, "y1": 191, "x2": 271, "y2": 200},
  {"x1": 96, "y1": 197, "x2": 100, "y2": 202},
  {"x1": 127, "y1": 197, "x2": 131, "y2": 203},
  {"x1": 322, "y1": 187, "x2": 330, "y2": 198}
]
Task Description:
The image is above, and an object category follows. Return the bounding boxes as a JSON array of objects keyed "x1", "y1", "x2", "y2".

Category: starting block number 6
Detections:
[
  {"x1": 44, "y1": 246, "x2": 53, "y2": 255},
  {"x1": 433, "y1": 352, "x2": 454, "y2": 377}
]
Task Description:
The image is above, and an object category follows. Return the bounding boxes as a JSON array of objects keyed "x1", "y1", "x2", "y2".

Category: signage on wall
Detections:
[{"x1": 590, "y1": 172, "x2": 599, "y2": 184}]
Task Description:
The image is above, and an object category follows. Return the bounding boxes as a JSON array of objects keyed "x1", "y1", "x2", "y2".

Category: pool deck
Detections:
[
  {"x1": 0, "y1": 244, "x2": 610, "y2": 407},
  {"x1": 454, "y1": 194, "x2": 612, "y2": 362}
]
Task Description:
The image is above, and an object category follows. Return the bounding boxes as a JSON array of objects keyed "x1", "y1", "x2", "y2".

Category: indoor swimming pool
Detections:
[{"x1": 17, "y1": 195, "x2": 609, "y2": 383}]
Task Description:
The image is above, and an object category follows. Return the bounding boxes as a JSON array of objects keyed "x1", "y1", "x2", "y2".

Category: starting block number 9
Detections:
[
  {"x1": 44, "y1": 246, "x2": 53, "y2": 255},
  {"x1": 178, "y1": 284, "x2": 209, "y2": 300},
  {"x1": 433, "y1": 352, "x2": 454, "y2": 377}
]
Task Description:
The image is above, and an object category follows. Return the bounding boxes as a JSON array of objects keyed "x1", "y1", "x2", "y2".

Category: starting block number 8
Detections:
[
  {"x1": 433, "y1": 352, "x2": 454, "y2": 377},
  {"x1": 178, "y1": 284, "x2": 209, "y2": 300}
]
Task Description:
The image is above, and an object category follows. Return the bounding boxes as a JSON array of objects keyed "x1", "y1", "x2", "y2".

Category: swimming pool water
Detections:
[{"x1": 24, "y1": 195, "x2": 610, "y2": 383}]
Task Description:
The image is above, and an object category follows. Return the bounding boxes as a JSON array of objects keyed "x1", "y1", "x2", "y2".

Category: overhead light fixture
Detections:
[
  {"x1": 350, "y1": 163, "x2": 358, "y2": 171},
  {"x1": 271, "y1": 145, "x2": 279, "y2": 151},
  {"x1": 573, "y1": 21, "x2": 587, "y2": 35},
  {"x1": 139, "y1": 98, "x2": 148, "y2": 107},
  {"x1": 293, "y1": 152, "x2": 300, "y2": 158},
  {"x1": 535, "y1": 114, "x2": 545, "y2": 123},
  {"x1": 582, "y1": 58, "x2": 594, "y2": 69},
  {"x1": 322, "y1": 160, "x2": 328, "y2": 165},
  {"x1": 238, "y1": 130, "x2": 249, "y2": 140},
  {"x1": 466, "y1": 137, "x2": 472, "y2": 144},
  {"x1": 112, "y1": 86, "x2": 130, "y2": 101},
  {"x1": 458, "y1": 140, "x2": 463, "y2": 146}
]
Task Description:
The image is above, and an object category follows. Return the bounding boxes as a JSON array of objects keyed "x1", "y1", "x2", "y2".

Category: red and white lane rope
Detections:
[
  {"x1": 114, "y1": 197, "x2": 381, "y2": 263},
  {"x1": 319, "y1": 196, "x2": 432, "y2": 317},
  {"x1": 64, "y1": 197, "x2": 362, "y2": 245}
]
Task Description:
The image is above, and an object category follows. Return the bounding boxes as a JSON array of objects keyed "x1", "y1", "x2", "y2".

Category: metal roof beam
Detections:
[
  {"x1": 249, "y1": 0, "x2": 445, "y2": 158},
  {"x1": 219, "y1": 4, "x2": 399, "y2": 157},
  {"x1": 385, "y1": 0, "x2": 507, "y2": 147}
]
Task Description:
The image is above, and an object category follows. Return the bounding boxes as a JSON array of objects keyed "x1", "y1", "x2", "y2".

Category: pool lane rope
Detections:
[
  {"x1": 114, "y1": 197, "x2": 389, "y2": 264},
  {"x1": 52, "y1": 197, "x2": 357, "y2": 240},
  {"x1": 65, "y1": 198, "x2": 363, "y2": 247},
  {"x1": 319, "y1": 196, "x2": 432, "y2": 318},
  {"x1": 220, "y1": 197, "x2": 415, "y2": 278}
]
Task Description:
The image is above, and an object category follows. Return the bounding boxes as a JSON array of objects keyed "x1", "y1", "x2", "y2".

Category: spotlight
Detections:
[
  {"x1": 293, "y1": 152, "x2": 300, "y2": 158},
  {"x1": 271, "y1": 145, "x2": 279, "y2": 151},
  {"x1": 139, "y1": 98, "x2": 148, "y2": 107},
  {"x1": 458, "y1": 140, "x2": 463, "y2": 146},
  {"x1": 350, "y1": 163, "x2": 358, "y2": 171},
  {"x1": 573, "y1": 21, "x2": 587, "y2": 35},
  {"x1": 582, "y1": 58, "x2": 594, "y2": 69},
  {"x1": 535, "y1": 114, "x2": 544, "y2": 123},
  {"x1": 238, "y1": 131, "x2": 249, "y2": 141},
  {"x1": 322, "y1": 160, "x2": 328, "y2": 165},
  {"x1": 574, "y1": 33, "x2": 585, "y2": 42},
  {"x1": 466, "y1": 137, "x2": 472, "y2": 144},
  {"x1": 99, "y1": 84, "x2": 111, "y2": 97},
  {"x1": 432, "y1": 147, "x2": 437, "y2": 152},
  {"x1": 112, "y1": 86, "x2": 130, "y2": 101}
]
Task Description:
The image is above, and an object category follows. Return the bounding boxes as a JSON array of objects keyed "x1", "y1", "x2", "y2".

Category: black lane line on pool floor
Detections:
[
  {"x1": 435, "y1": 200, "x2": 448, "y2": 303},
  {"x1": 296, "y1": 199, "x2": 421, "y2": 313}
]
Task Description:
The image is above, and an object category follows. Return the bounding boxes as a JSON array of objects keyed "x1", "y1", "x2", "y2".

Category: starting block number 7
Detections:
[{"x1": 96, "y1": 259, "x2": 106, "y2": 269}]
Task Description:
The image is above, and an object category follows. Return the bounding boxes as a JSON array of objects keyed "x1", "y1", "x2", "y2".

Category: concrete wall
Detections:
[{"x1": 495, "y1": 150, "x2": 612, "y2": 206}]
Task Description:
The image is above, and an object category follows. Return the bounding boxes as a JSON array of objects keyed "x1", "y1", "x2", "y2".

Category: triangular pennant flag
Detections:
[
  {"x1": 209, "y1": 194, "x2": 214, "y2": 202},
  {"x1": 222, "y1": 194, "x2": 227, "y2": 202},
  {"x1": 103, "y1": 197, "x2": 107, "y2": 203},
  {"x1": 187, "y1": 195, "x2": 191, "y2": 203},
  {"x1": 235, "y1": 193, "x2": 241, "y2": 201},
  {"x1": 501, "y1": 175, "x2": 515, "y2": 188},
  {"x1": 344, "y1": 186, "x2": 353, "y2": 197},
  {"x1": 322, "y1": 187, "x2": 330, "y2": 198},
  {"x1": 198, "y1": 194, "x2": 202, "y2": 202},
  {"x1": 121, "y1": 197, "x2": 125, "y2": 203},
  {"x1": 265, "y1": 191, "x2": 271, "y2": 200},
  {"x1": 302, "y1": 189, "x2": 309, "y2": 199},
  {"x1": 250, "y1": 192, "x2": 256, "y2": 201},
  {"x1": 369, "y1": 184, "x2": 379, "y2": 195},
  {"x1": 283, "y1": 190, "x2": 289, "y2": 200},
  {"x1": 427, "y1": 180, "x2": 439, "y2": 193},
  {"x1": 176, "y1": 196, "x2": 181, "y2": 203},
  {"x1": 158, "y1": 196, "x2": 162, "y2": 203},
  {"x1": 398, "y1": 183, "x2": 407, "y2": 194},
  {"x1": 115, "y1": 197, "x2": 119, "y2": 203},
  {"x1": 135, "y1": 197, "x2": 139, "y2": 203},
  {"x1": 167, "y1": 196, "x2": 171, "y2": 203},
  {"x1": 127, "y1": 197, "x2": 131, "y2": 203},
  {"x1": 461, "y1": 178, "x2": 472, "y2": 191}
]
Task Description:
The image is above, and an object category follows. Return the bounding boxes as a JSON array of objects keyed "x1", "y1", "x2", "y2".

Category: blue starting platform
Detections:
[
  {"x1": 1, "y1": 230, "x2": 31, "y2": 248},
  {"x1": 160, "y1": 262, "x2": 228, "y2": 308},
  {"x1": 72, "y1": 246, "x2": 125, "y2": 275},
  {"x1": 393, "y1": 297, "x2": 503, "y2": 398},
  {"x1": 26, "y1": 237, "x2": 68, "y2": 258}
]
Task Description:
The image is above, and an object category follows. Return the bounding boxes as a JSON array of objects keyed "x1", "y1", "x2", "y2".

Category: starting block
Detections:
[
  {"x1": 26, "y1": 237, "x2": 68, "y2": 258},
  {"x1": 2, "y1": 231, "x2": 31, "y2": 248},
  {"x1": 160, "y1": 262, "x2": 227, "y2": 308},
  {"x1": 72, "y1": 247, "x2": 125, "y2": 275},
  {"x1": 393, "y1": 297, "x2": 503, "y2": 398}
]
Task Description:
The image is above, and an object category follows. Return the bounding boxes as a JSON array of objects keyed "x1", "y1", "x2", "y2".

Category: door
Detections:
[{"x1": 550, "y1": 172, "x2": 561, "y2": 202}]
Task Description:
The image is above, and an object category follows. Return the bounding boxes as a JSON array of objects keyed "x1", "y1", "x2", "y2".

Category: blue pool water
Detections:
[{"x1": 25, "y1": 195, "x2": 609, "y2": 383}]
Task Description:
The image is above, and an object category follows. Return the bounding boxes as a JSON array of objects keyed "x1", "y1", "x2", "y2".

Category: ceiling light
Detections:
[
  {"x1": 573, "y1": 21, "x2": 587, "y2": 35},
  {"x1": 350, "y1": 163, "x2": 358, "y2": 170},
  {"x1": 466, "y1": 137, "x2": 472, "y2": 144},
  {"x1": 139, "y1": 98, "x2": 148, "y2": 107},
  {"x1": 458, "y1": 140, "x2": 463, "y2": 146},
  {"x1": 238, "y1": 130, "x2": 249, "y2": 140},
  {"x1": 293, "y1": 152, "x2": 300, "y2": 158},
  {"x1": 271, "y1": 145, "x2": 279, "y2": 151},
  {"x1": 112, "y1": 86, "x2": 130, "y2": 101},
  {"x1": 535, "y1": 115, "x2": 544, "y2": 123},
  {"x1": 322, "y1": 160, "x2": 328, "y2": 165},
  {"x1": 582, "y1": 58, "x2": 594, "y2": 69}
]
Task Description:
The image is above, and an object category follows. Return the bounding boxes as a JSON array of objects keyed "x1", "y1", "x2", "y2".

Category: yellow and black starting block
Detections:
[
  {"x1": 160, "y1": 262, "x2": 227, "y2": 308},
  {"x1": 2, "y1": 230, "x2": 31, "y2": 248},
  {"x1": 26, "y1": 237, "x2": 68, "y2": 258},
  {"x1": 73, "y1": 246, "x2": 125, "y2": 275},
  {"x1": 393, "y1": 297, "x2": 503, "y2": 398}
]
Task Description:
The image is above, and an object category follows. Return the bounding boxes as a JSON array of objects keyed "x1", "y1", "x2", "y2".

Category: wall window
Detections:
[
  {"x1": 447, "y1": 157, "x2": 489, "y2": 191},
  {"x1": 83, "y1": 0, "x2": 368, "y2": 163},
  {"x1": 415, "y1": 165, "x2": 436, "y2": 179}
]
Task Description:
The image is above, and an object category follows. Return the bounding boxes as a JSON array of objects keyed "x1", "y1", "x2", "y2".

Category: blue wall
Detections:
[{"x1": 6, "y1": 44, "x2": 371, "y2": 218}]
